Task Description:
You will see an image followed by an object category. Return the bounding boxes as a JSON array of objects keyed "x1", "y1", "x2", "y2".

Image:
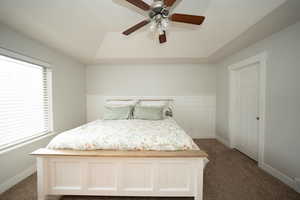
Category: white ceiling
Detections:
[{"x1": 0, "y1": 0, "x2": 291, "y2": 64}]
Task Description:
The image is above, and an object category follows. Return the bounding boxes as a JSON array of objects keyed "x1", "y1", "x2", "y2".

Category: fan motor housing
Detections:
[{"x1": 149, "y1": 7, "x2": 169, "y2": 19}]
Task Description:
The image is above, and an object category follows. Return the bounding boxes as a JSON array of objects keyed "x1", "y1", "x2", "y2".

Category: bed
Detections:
[{"x1": 31, "y1": 99, "x2": 208, "y2": 200}]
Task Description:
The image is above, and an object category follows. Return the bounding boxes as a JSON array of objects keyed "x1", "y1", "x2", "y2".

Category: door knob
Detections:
[{"x1": 256, "y1": 117, "x2": 260, "y2": 120}]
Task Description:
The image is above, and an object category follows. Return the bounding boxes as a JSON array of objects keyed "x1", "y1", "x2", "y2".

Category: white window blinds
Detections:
[{"x1": 0, "y1": 54, "x2": 52, "y2": 149}]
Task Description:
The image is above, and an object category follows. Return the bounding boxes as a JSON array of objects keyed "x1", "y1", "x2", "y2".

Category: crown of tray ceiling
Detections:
[{"x1": 0, "y1": 0, "x2": 293, "y2": 64}]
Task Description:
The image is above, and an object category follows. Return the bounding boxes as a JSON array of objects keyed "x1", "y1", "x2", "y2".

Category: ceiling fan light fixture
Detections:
[
  {"x1": 122, "y1": 0, "x2": 206, "y2": 44},
  {"x1": 149, "y1": 17, "x2": 169, "y2": 33}
]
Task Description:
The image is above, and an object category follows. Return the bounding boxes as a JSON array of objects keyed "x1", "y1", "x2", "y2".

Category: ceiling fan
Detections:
[{"x1": 122, "y1": 0, "x2": 206, "y2": 44}]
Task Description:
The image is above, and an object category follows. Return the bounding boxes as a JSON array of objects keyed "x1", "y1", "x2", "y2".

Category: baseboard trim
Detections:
[
  {"x1": 215, "y1": 134, "x2": 299, "y2": 194},
  {"x1": 0, "y1": 165, "x2": 36, "y2": 194},
  {"x1": 259, "y1": 163, "x2": 299, "y2": 193},
  {"x1": 216, "y1": 135, "x2": 230, "y2": 147},
  {"x1": 295, "y1": 178, "x2": 300, "y2": 193}
]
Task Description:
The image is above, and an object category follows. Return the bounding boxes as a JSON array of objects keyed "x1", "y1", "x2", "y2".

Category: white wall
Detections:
[
  {"x1": 216, "y1": 21, "x2": 300, "y2": 184},
  {"x1": 86, "y1": 64, "x2": 216, "y2": 138},
  {"x1": 87, "y1": 64, "x2": 216, "y2": 96},
  {"x1": 0, "y1": 23, "x2": 86, "y2": 192}
]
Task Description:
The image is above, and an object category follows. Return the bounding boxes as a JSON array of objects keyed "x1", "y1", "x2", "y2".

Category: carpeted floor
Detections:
[{"x1": 1, "y1": 139, "x2": 299, "y2": 200}]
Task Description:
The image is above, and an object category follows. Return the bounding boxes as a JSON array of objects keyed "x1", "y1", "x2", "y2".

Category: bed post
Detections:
[
  {"x1": 194, "y1": 158, "x2": 204, "y2": 200},
  {"x1": 37, "y1": 157, "x2": 47, "y2": 200}
]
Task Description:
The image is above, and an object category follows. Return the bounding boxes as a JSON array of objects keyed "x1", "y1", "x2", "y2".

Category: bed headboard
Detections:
[{"x1": 105, "y1": 98, "x2": 174, "y2": 117}]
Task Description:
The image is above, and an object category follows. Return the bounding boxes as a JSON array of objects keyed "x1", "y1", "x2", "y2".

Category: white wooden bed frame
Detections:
[{"x1": 31, "y1": 149, "x2": 208, "y2": 200}]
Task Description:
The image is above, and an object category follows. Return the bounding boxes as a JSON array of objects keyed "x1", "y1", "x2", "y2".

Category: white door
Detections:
[{"x1": 235, "y1": 63, "x2": 259, "y2": 161}]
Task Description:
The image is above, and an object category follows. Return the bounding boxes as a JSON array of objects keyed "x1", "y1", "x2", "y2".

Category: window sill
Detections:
[{"x1": 0, "y1": 131, "x2": 57, "y2": 155}]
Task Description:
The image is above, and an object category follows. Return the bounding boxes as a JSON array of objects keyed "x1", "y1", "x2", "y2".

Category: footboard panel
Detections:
[{"x1": 33, "y1": 149, "x2": 208, "y2": 200}]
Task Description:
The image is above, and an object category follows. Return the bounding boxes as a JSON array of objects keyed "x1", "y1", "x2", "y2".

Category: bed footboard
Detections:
[{"x1": 32, "y1": 149, "x2": 208, "y2": 200}]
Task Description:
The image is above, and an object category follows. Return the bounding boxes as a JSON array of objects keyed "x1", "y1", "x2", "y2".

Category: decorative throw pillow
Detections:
[
  {"x1": 103, "y1": 105, "x2": 132, "y2": 120},
  {"x1": 133, "y1": 105, "x2": 164, "y2": 120},
  {"x1": 138, "y1": 101, "x2": 170, "y2": 119}
]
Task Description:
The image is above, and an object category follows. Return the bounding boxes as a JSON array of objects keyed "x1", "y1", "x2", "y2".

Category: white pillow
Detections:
[
  {"x1": 105, "y1": 100, "x2": 138, "y2": 107},
  {"x1": 138, "y1": 101, "x2": 171, "y2": 118},
  {"x1": 103, "y1": 105, "x2": 132, "y2": 120},
  {"x1": 133, "y1": 105, "x2": 164, "y2": 120}
]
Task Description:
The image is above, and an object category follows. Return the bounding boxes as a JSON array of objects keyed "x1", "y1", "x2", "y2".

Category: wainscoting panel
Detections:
[{"x1": 86, "y1": 96, "x2": 216, "y2": 139}]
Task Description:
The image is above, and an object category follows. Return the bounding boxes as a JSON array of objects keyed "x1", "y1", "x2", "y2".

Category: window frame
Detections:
[{"x1": 0, "y1": 47, "x2": 53, "y2": 151}]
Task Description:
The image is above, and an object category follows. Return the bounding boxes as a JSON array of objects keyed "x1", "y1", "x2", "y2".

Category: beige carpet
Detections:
[{"x1": 1, "y1": 139, "x2": 299, "y2": 200}]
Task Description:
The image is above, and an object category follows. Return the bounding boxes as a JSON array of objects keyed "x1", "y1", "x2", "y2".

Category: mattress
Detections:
[{"x1": 47, "y1": 118, "x2": 199, "y2": 151}]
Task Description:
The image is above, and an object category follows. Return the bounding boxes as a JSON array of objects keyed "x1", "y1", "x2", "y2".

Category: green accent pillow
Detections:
[
  {"x1": 103, "y1": 106, "x2": 132, "y2": 120},
  {"x1": 134, "y1": 106, "x2": 164, "y2": 120}
]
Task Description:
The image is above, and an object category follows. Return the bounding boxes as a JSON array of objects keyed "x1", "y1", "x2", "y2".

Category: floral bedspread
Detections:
[{"x1": 47, "y1": 118, "x2": 199, "y2": 151}]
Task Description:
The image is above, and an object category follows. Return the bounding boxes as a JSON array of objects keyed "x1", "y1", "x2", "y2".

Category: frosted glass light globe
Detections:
[
  {"x1": 150, "y1": 21, "x2": 157, "y2": 32},
  {"x1": 161, "y1": 19, "x2": 169, "y2": 30}
]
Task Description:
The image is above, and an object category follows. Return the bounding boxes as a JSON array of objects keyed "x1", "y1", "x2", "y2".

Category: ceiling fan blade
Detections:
[
  {"x1": 125, "y1": 0, "x2": 151, "y2": 11},
  {"x1": 170, "y1": 14, "x2": 205, "y2": 25},
  {"x1": 123, "y1": 20, "x2": 150, "y2": 35},
  {"x1": 159, "y1": 31, "x2": 167, "y2": 43},
  {"x1": 164, "y1": 0, "x2": 176, "y2": 7}
]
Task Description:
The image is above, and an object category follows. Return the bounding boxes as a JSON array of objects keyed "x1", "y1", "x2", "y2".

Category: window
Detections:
[{"x1": 0, "y1": 52, "x2": 52, "y2": 150}]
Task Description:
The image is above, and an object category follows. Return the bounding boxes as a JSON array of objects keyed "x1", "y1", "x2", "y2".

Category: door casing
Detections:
[{"x1": 228, "y1": 52, "x2": 267, "y2": 166}]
